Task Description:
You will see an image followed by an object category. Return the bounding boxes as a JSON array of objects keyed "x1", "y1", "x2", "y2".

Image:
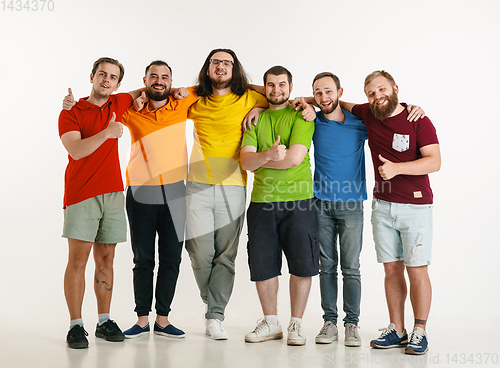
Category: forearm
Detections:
[
  {"x1": 63, "y1": 131, "x2": 110, "y2": 160},
  {"x1": 391, "y1": 156, "x2": 441, "y2": 176},
  {"x1": 248, "y1": 84, "x2": 265, "y2": 96},
  {"x1": 339, "y1": 100, "x2": 355, "y2": 113},
  {"x1": 240, "y1": 150, "x2": 271, "y2": 171},
  {"x1": 128, "y1": 87, "x2": 146, "y2": 100}
]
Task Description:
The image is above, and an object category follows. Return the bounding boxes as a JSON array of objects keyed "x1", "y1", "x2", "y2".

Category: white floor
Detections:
[{"x1": 2, "y1": 315, "x2": 498, "y2": 368}]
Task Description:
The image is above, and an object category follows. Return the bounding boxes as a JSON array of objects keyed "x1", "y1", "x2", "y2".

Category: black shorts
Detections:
[{"x1": 246, "y1": 199, "x2": 319, "y2": 282}]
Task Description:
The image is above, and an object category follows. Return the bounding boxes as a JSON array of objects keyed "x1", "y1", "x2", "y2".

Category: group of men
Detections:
[{"x1": 59, "y1": 49, "x2": 440, "y2": 357}]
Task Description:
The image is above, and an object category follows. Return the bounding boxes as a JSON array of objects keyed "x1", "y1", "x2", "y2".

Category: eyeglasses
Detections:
[{"x1": 210, "y1": 59, "x2": 234, "y2": 66}]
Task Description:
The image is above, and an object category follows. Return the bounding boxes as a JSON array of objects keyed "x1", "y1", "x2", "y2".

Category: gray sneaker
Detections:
[
  {"x1": 345, "y1": 323, "x2": 361, "y2": 347},
  {"x1": 315, "y1": 321, "x2": 338, "y2": 344}
]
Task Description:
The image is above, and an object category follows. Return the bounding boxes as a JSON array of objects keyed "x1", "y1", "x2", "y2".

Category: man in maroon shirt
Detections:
[{"x1": 341, "y1": 70, "x2": 440, "y2": 355}]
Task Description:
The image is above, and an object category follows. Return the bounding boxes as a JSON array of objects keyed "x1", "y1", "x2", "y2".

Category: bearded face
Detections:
[
  {"x1": 369, "y1": 86, "x2": 399, "y2": 120},
  {"x1": 146, "y1": 83, "x2": 171, "y2": 101}
]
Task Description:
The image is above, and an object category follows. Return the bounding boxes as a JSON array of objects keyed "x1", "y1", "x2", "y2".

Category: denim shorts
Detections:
[
  {"x1": 246, "y1": 199, "x2": 319, "y2": 281},
  {"x1": 371, "y1": 198, "x2": 432, "y2": 267},
  {"x1": 62, "y1": 192, "x2": 127, "y2": 243}
]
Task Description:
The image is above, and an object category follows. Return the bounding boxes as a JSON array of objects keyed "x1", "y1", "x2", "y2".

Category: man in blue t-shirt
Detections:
[{"x1": 310, "y1": 73, "x2": 367, "y2": 347}]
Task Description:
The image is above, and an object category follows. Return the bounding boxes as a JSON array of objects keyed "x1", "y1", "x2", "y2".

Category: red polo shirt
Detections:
[{"x1": 58, "y1": 93, "x2": 133, "y2": 208}]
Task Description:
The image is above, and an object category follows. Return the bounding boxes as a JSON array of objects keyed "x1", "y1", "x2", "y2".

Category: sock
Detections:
[
  {"x1": 70, "y1": 318, "x2": 84, "y2": 329},
  {"x1": 396, "y1": 330, "x2": 404, "y2": 338},
  {"x1": 264, "y1": 315, "x2": 279, "y2": 326},
  {"x1": 98, "y1": 313, "x2": 110, "y2": 325},
  {"x1": 290, "y1": 317, "x2": 302, "y2": 325}
]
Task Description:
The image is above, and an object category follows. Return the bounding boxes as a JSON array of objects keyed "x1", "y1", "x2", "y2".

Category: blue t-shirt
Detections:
[{"x1": 313, "y1": 108, "x2": 368, "y2": 202}]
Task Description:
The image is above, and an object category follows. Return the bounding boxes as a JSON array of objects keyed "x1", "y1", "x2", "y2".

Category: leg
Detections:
[
  {"x1": 316, "y1": 199, "x2": 340, "y2": 325},
  {"x1": 185, "y1": 182, "x2": 215, "y2": 306},
  {"x1": 406, "y1": 265, "x2": 431, "y2": 330},
  {"x1": 256, "y1": 277, "x2": 279, "y2": 316},
  {"x1": 383, "y1": 260, "x2": 406, "y2": 333},
  {"x1": 290, "y1": 275, "x2": 312, "y2": 319},
  {"x1": 92, "y1": 242, "x2": 117, "y2": 314},
  {"x1": 156, "y1": 192, "x2": 185, "y2": 323},
  {"x1": 64, "y1": 239, "x2": 93, "y2": 320},
  {"x1": 207, "y1": 185, "x2": 246, "y2": 320},
  {"x1": 336, "y1": 201, "x2": 363, "y2": 326},
  {"x1": 126, "y1": 188, "x2": 157, "y2": 322}
]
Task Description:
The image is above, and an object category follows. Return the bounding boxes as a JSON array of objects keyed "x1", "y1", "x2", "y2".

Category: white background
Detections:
[{"x1": 0, "y1": 0, "x2": 499, "y2": 359}]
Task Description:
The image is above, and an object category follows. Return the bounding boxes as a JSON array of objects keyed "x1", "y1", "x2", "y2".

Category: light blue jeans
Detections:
[{"x1": 316, "y1": 199, "x2": 363, "y2": 326}]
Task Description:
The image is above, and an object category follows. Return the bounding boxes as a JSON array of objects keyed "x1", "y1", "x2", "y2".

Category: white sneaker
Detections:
[
  {"x1": 344, "y1": 323, "x2": 361, "y2": 347},
  {"x1": 287, "y1": 321, "x2": 306, "y2": 346},
  {"x1": 245, "y1": 319, "x2": 283, "y2": 343},
  {"x1": 205, "y1": 319, "x2": 228, "y2": 340},
  {"x1": 315, "y1": 321, "x2": 338, "y2": 344}
]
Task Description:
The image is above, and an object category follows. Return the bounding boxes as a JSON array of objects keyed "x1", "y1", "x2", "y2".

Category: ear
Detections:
[
  {"x1": 114, "y1": 82, "x2": 121, "y2": 92},
  {"x1": 90, "y1": 73, "x2": 94, "y2": 83},
  {"x1": 338, "y1": 87, "x2": 344, "y2": 98},
  {"x1": 143, "y1": 76, "x2": 147, "y2": 87},
  {"x1": 289, "y1": 82, "x2": 293, "y2": 93},
  {"x1": 393, "y1": 84, "x2": 399, "y2": 94}
]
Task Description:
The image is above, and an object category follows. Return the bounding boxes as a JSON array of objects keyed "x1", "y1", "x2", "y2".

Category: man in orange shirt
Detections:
[
  {"x1": 120, "y1": 61, "x2": 197, "y2": 339},
  {"x1": 59, "y1": 57, "x2": 142, "y2": 349}
]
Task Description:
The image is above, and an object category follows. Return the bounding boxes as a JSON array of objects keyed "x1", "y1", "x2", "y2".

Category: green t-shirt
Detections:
[{"x1": 241, "y1": 105, "x2": 314, "y2": 203}]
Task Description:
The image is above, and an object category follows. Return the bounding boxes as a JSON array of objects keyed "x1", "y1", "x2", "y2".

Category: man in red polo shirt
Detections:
[{"x1": 59, "y1": 57, "x2": 141, "y2": 349}]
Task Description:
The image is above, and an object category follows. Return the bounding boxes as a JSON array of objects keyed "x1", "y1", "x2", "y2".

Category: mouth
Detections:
[
  {"x1": 152, "y1": 85, "x2": 165, "y2": 91},
  {"x1": 100, "y1": 83, "x2": 110, "y2": 89},
  {"x1": 376, "y1": 98, "x2": 388, "y2": 107}
]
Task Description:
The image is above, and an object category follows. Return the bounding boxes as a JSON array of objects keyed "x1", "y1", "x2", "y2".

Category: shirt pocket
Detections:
[{"x1": 392, "y1": 133, "x2": 410, "y2": 152}]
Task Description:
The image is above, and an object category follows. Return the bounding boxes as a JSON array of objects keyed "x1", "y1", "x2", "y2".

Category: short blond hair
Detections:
[{"x1": 364, "y1": 70, "x2": 396, "y2": 93}]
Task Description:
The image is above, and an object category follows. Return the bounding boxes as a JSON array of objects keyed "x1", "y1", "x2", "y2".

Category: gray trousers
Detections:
[{"x1": 185, "y1": 182, "x2": 246, "y2": 321}]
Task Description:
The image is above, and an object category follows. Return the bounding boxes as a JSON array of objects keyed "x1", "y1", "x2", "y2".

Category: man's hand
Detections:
[
  {"x1": 133, "y1": 92, "x2": 149, "y2": 111},
  {"x1": 104, "y1": 113, "x2": 123, "y2": 139},
  {"x1": 267, "y1": 135, "x2": 286, "y2": 161},
  {"x1": 242, "y1": 107, "x2": 266, "y2": 132},
  {"x1": 171, "y1": 87, "x2": 189, "y2": 99},
  {"x1": 406, "y1": 104, "x2": 425, "y2": 122},
  {"x1": 62, "y1": 88, "x2": 76, "y2": 110},
  {"x1": 378, "y1": 154, "x2": 398, "y2": 180},
  {"x1": 291, "y1": 97, "x2": 316, "y2": 122}
]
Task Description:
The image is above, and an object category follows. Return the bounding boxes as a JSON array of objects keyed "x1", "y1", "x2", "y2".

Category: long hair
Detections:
[{"x1": 195, "y1": 48, "x2": 249, "y2": 97}]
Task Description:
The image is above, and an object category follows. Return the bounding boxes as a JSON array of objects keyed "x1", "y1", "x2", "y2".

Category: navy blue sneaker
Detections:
[
  {"x1": 123, "y1": 323, "x2": 150, "y2": 339},
  {"x1": 153, "y1": 322, "x2": 185, "y2": 338},
  {"x1": 370, "y1": 323, "x2": 408, "y2": 349},
  {"x1": 405, "y1": 327, "x2": 429, "y2": 355}
]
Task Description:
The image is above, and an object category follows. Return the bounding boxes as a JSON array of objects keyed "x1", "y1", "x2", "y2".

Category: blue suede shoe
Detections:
[
  {"x1": 405, "y1": 327, "x2": 429, "y2": 355},
  {"x1": 370, "y1": 323, "x2": 408, "y2": 349},
  {"x1": 153, "y1": 322, "x2": 185, "y2": 338},
  {"x1": 123, "y1": 323, "x2": 150, "y2": 339}
]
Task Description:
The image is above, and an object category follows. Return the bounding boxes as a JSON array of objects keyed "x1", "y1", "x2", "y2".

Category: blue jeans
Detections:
[{"x1": 316, "y1": 199, "x2": 363, "y2": 326}]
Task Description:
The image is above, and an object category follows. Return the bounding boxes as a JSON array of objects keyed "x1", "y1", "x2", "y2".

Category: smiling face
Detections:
[
  {"x1": 144, "y1": 64, "x2": 172, "y2": 101},
  {"x1": 90, "y1": 62, "x2": 121, "y2": 99},
  {"x1": 265, "y1": 73, "x2": 292, "y2": 107},
  {"x1": 313, "y1": 76, "x2": 342, "y2": 115},
  {"x1": 207, "y1": 51, "x2": 234, "y2": 90},
  {"x1": 365, "y1": 75, "x2": 399, "y2": 120}
]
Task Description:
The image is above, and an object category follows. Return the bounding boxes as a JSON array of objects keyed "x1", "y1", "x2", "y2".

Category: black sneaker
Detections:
[
  {"x1": 67, "y1": 325, "x2": 89, "y2": 349},
  {"x1": 95, "y1": 320, "x2": 125, "y2": 342}
]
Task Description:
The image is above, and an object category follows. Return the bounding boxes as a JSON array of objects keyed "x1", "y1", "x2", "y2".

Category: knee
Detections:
[
  {"x1": 406, "y1": 265, "x2": 428, "y2": 280},
  {"x1": 384, "y1": 262, "x2": 405, "y2": 278}
]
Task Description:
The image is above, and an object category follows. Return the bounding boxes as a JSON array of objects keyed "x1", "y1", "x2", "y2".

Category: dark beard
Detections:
[
  {"x1": 146, "y1": 84, "x2": 171, "y2": 101},
  {"x1": 211, "y1": 78, "x2": 231, "y2": 90},
  {"x1": 369, "y1": 89, "x2": 399, "y2": 120},
  {"x1": 268, "y1": 96, "x2": 289, "y2": 106},
  {"x1": 320, "y1": 98, "x2": 339, "y2": 115}
]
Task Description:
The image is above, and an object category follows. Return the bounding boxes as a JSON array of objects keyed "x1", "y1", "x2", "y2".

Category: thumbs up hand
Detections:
[
  {"x1": 378, "y1": 154, "x2": 398, "y2": 180},
  {"x1": 267, "y1": 135, "x2": 287, "y2": 161},
  {"x1": 105, "y1": 112, "x2": 123, "y2": 139},
  {"x1": 62, "y1": 87, "x2": 77, "y2": 110}
]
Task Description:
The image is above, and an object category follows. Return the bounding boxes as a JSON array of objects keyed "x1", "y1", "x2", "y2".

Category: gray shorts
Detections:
[{"x1": 62, "y1": 192, "x2": 127, "y2": 243}]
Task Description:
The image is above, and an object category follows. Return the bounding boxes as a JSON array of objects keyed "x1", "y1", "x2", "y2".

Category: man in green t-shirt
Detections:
[{"x1": 240, "y1": 66, "x2": 318, "y2": 346}]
